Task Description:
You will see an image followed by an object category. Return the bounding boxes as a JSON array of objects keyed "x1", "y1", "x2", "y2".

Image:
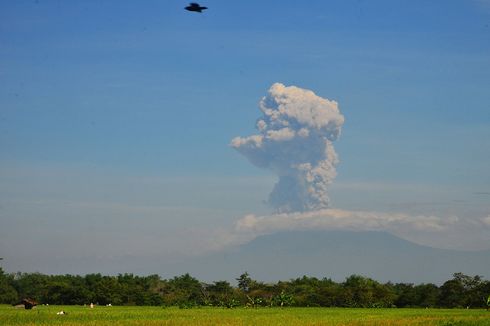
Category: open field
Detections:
[{"x1": 1, "y1": 305, "x2": 489, "y2": 326}]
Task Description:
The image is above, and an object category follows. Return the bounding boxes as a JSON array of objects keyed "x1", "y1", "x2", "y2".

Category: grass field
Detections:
[{"x1": 1, "y1": 305, "x2": 489, "y2": 326}]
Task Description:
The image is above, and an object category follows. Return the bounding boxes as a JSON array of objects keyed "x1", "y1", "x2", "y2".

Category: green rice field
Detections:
[{"x1": 1, "y1": 305, "x2": 489, "y2": 326}]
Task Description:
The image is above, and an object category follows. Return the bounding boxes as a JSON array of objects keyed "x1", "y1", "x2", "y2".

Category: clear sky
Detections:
[{"x1": 1, "y1": 0, "x2": 489, "y2": 277}]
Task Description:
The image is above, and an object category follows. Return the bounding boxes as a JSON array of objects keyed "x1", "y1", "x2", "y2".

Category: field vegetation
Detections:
[
  {"x1": 1, "y1": 305, "x2": 490, "y2": 326},
  {"x1": 1, "y1": 269, "x2": 490, "y2": 325}
]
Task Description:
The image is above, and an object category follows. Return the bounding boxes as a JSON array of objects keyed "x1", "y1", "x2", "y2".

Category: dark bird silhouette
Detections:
[{"x1": 185, "y1": 3, "x2": 207, "y2": 13}]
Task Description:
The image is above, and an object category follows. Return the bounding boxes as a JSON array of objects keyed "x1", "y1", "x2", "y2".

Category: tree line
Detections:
[{"x1": 1, "y1": 268, "x2": 489, "y2": 309}]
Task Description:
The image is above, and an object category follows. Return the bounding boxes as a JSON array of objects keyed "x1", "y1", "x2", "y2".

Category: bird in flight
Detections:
[{"x1": 185, "y1": 3, "x2": 208, "y2": 13}]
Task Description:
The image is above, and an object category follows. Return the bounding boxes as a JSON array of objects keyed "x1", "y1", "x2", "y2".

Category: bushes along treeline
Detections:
[{"x1": 1, "y1": 269, "x2": 489, "y2": 308}]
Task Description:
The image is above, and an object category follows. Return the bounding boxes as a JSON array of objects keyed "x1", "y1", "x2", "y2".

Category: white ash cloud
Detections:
[
  {"x1": 231, "y1": 83, "x2": 344, "y2": 213},
  {"x1": 228, "y1": 83, "x2": 467, "y2": 250}
]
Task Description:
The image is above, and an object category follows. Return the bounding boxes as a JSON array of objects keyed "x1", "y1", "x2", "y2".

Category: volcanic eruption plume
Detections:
[{"x1": 231, "y1": 83, "x2": 344, "y2": 213}]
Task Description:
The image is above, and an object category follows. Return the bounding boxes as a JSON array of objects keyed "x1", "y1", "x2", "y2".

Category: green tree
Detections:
[
  {"x1": 439, "y1": 279, "x2": 465, "y2": 308},
  {"x1": 0, "y1": 268, "x2": 18, "y2": 304},
  {"x1": 341, "y1": 275, "x2": 395, "y2": 308},
  {"x1": 316, "y1": 279, "x2": 343, "y2": 307},
  {"x1": 393, "y1": 283, "x2": 417, "y2": 307},
  {"x1": 236, "y1": 272, "x2": 253, "y2": 293},
  {"x1": 439, "y1": 273, "x2": 487, "y2": 308},
  {"x1": 92, "y1": 276, "x2": 122, "y2": 305},
  {"x1": 162, "y1": 274, "x2": 203, "y2": 307},
  {"x1": 414, "y1": 283, "x2": 440, "y2": 308},
  {"x1": 205, "y1": 280, "x2": 234, "y2": 306},
  {"x1": 13, "y1": 272, "x2": 49, "y2": 303}
]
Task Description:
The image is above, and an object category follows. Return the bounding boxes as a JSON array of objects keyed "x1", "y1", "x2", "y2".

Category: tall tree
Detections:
[
  {"x1": 236, "y1": 272, "x2": 253, "y2": 293},
  {"x1": 0, "y1": 268, "x2": 18, "y2": 304}
]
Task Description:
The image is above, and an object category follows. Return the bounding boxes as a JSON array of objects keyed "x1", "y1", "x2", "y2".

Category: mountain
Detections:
[{"x1": 177, "y1": 231, "x2": 490, "y2": 284}]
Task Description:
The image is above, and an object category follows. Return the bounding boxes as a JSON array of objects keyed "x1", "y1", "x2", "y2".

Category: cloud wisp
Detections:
[
  {"x1": 482, "y1": 215, "x2": 490, "y2": 226},
  {"x1": 231, "y1": 83, "x2": 344, "y2": 213},
  {"x1": 235, "y1": 209, "x2": 458, "y2": 236}
]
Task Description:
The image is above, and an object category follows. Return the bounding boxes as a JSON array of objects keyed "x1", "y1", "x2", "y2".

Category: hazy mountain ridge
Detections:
[
  {"x1": 7, "y1": 231, "x2": 488, "y2": 285},
  {"x1": 184, "y1": 231, "x2": 490, "y2": 284}
]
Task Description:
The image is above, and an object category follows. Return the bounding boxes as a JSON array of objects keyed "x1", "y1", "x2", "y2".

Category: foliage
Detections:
[
  {"x1": 236, "y1": 272, "x2": 252, "y2": 293},
  {"x1": 0, "y1": 268, "x2": 18, "y2": 304},
  {"x1": 273, "y1": 290, "x2": 294, "y2": 307},
  {"x1": 0, "y1": 270, "x2": 488, "y2": 309},
  {"x1": 439, "y1": 273, "x2": 488, "y2": 308},
  {"x1": 340, "y1": 275, "x2": 396, "y2": 308},
  {"x1": 246, "y1": 295, "x2": 264, "y2": 308},
  {"x1": 161, "y1": 274, "x2": 203, "y2": 307},
  {"x1": 202, "y1": 280, "x2": 239, "y2": 307}
]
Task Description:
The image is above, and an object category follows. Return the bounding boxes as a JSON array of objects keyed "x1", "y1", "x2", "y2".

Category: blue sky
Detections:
[{"x1": 1, "y1": 0, "x2": 489, "y2": 276}]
